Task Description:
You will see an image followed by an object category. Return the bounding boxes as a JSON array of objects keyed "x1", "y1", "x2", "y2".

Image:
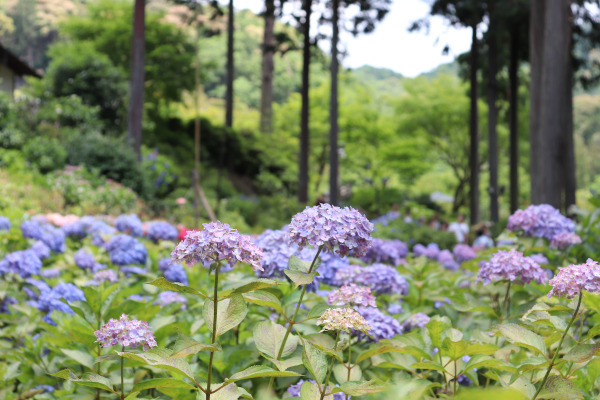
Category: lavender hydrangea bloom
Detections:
[
  {"x1": 507, "y1": 204, "x2": 575, "y2": 241},
  {"x1": 172, "y1": 221, "x2": 264, "y2": 271},
  {"x1": 80, "y1": 217, "x2": 116, "y2": 246},
  {"x1": 94, "y1": 314, "x2": 157, "y2": 351},
  {"x1": 128, "y1": 294, "x2": 150, "y2": 302},
  {"x1": 106, "y1": 234, "x2": 148, "y2": 266},
  {"x1": 548, "y1": 259, "x2": 600, "y2": 298},
  {"x1": 387, "y1": 303, "x2": 404, "y2": 315},
  {"x1": 327, "y1": 284, "x2": 377, "y2": 307},
  {"x1": 0, "y1": 216, "x2": 10, "y2": 231},
  {"x1": 154, "y1": 291, "x2": 187, "y2": 309},
  {"x1": 115, "y1": 214, "x2": 143, "y2": 236},
  {"x1": 401, "y1": 313, "x2": 431, "y2": 332},
  {"x1": 317, "y1": 308, "x2": 371, "y2": 333},
  {"x1": 31, "y1": 241, "x2": 51, "y2": 260},
  {"x1": 453, "y1": 244, "x2": 477, "y2": 264},
  {"x1": 289, "y1": 204, "x2": 373, "y2": 257},
  {"x1": 477, "y1": 249, "x2": 547, "y2": 285},
  {"x1": 437, "y1": 250, "x2": 459, "y2": 271},
  {"x1": 52, "y1": 283, "x2": 85, "y2": 302},
  {"x1": 413, "y1": 243, "x2": 440, "y2": 260},
  {"x1": 90, "y1": 269, "x2": 118, "y2": 285},
  {"x1": 334, "y1": 263, "x2": 409, "y2": 295},
  {"x1": 33, "y1": 385, "x2": 54, "y2": 394},
  {"x1": 158, "y1": 257, "x2": 174, "y2": 271},
  {"x1": 21, "y1": 220, "x2": 66, "y2": 253},
  {"x1": 74, "y1": 249, "x2": 95, "y2": 270},
  {"x1": 146, "y1": 221, "x2": 179, "y2": 242},
  {"x1": 41, "y1": 268, "x2": 60, "y2": 278},
  {"x1": 354, "y1": 306, "x2": 403, "y2": 342},
  {"x1": 0, "y1": 250, "x2": 42, "y2": 277},
  {"x1": 529, "y1": 253, "x2": 549, "y2": 265},
  {"x1": 361, "y1": 238, "x2": 408, "y2": 266},
  {"x1": 163, "y1": 263, "x2": 188, "y2": 285},
  {"x1": 61, "y1": 221, "x2": 87, "y2": 239},
  {"x1": 25, "y1": 279, "x2": 85, "y2": 325},
  {"x1": 121, "y1": 266, "x2": 148, "y2": 276},
  {"x1": 550, "y1": 232, "x2": 582, "y2": 250}
]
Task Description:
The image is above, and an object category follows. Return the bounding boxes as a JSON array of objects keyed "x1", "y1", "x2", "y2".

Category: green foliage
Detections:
[
  {"x1": 23, "y1": 136, "x2": 67, "y2": 173},
  {"x1": 375, "y1": 219, "x2": 458, "y2": 249}
]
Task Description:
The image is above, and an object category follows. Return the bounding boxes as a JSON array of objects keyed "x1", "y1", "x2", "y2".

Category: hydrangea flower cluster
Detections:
[
  {"x1": 529, "y1": 253, "x2": 549, "y2": 265},
  {"x1": 31, "y1": 241, "x2": 51, "y2": 260},
  {"x1": 146, "y1": 221, "x2": 179, "y2": 242},
  {"x1": 121, "y1": 266, "x2": 147, "y2": 276},
  {"x1": 413, "y1": 243, "x2": 440, "y2": 260},
  {"x1": 327, "y1": 284, "x2": 377, "y2": 307},
  {"x1": 90, "y1": 269, "x2": 118, "y2": 285},
  {"x1": 477, "y1": 249, "x2": 547, "y2": 285},
  {"x1": 334, "y1": 264, "x2": 409, "y2": 295},
  {"x1": 25, "y1": 279, "x2": 85, "y2": 325},
  {"x1": 288, "y1": 204, "x2": 374, "y2": 257},
  {"x1": 387, "y1": 303, "x2": 404, "y2": 315},
  {"x1": 74, "y1": 249, "x2": 95, "y2": 270},
  {"x1": 507, "y1": 204, "x2": 575, "y2": 241},
  {"x1": 0, "y1": 216, "x2": 11, "y2": 231},
  {"x1": 154, "y1": 291, "x2": 187, "y2": 309},
  {"x1": 0, "y1": 296, "x2": 18, "y2": 314},
  {"x1": 21, "y1": 220, "x2": 66, "y2": 253},
  {"x1": 437, "y1": 250, "x2": 459, "y2": 271},
  {"x1": 106, "y1": 234, "x2": 148, "y2": 266},
  {"x1": 361, "y1": 238, "x2": 408, "y2": 266},
  {"x1": 317, "y1": 307, "x2": 371, "y2": 333},
  {"x1": 370, "y1": 210, "x2": 401, "y2": 226},
  {"x1": 354, "y1": 306, "x2": 403, "y2": 342},
  {"x1": 41, "y1": 268, "x2": 60, "y2": 278},
  {"x1": 550, "y1": 232, "x2": 582, "y2": 250},
  {"x1": 115, "y1": 214, "x2": 143, "y2": 236},
  {"x1": 548, "y1": 259, "x2": 600, "y2": 298},
  {"x1": 401, "y1": 313, "x2": 431, "y2": 332},
  {"x1": 253, "y1": 228, "x2": 295, "y2": 278},
  {"x1": 172, "y1": 221, "x2": 264, "y2": 271},
  {"x1": 61, "y1": 221, "x2": 88, "y2": 239},
  {"x1": 0, "y1": 250, "x2": 42, "y2": 278},
  {"x1": 163, "y1": 263, "x2": 188, "y2": 285},
  {"x1": 453, "y1": 244, "x2": 477, "y2": 263},
  {"x1": 94, "y1": 314, "x2": 157, "y2": 351}
]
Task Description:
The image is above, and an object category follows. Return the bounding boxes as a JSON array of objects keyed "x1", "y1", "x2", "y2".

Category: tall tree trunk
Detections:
[
  {"x1": 298, "y1": 0, "x2": 312, "y2": 203},
  {"x1": 487, "y1": 10, "x2": 499, "y2": 223},
  {"x1": 564, "y1": 3, "x2": 576, "y2": 210},
  {"x1": 329, "y1": 0, "x2": 340, "y2": 206},
  {"x1": 127, "y1": 0, "x2": 145, "y2": 160},
  {"x1": 529, "y1": 0, "x2": 544, "y2": 206},
  {"x1": 469, "y1": 23, "x2": 480, "y2": 224},
  {"x1": 509, "y1": 26, "x2": 519, "y2": 213},
  {"x1": 225, "y1": 0, "x2": 234, "y2": 127},
  {"x1": 260, "y1": 0, "x2": 275, "y2": 133}
]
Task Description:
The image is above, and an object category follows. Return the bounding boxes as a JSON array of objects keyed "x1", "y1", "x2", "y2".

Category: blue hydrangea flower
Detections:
[
  {"x1": 453, "y1": 244, "x2": 477, "y2": 264},
  {"x1": 41, "y1": 268, "x2": 60, "y2": 278},
  {"x1": 0, "y1": 250, "x2": 42, "y2": 278},
  {"x1": 21, "y1": 220, "x2": 66, "y2": 253},
  {"x1": 121, "y1": 266, "x2": 148, "y2": 276},
  {"x1": 128, "y1": 294, "x2": 150, "y2": 302},
  {"x1": 0, "y1": 296, "x2": 17, "y2": 314},
  {"x1": 158, "y1": 257, "x2": 175, "y2": 271},
  {"x1": 61, "y1": 221, "x2": 88, "y2": 239},
  {"x1": 507, "y1": 204, "x2": 575, "y2": 241},
  {"x1": 437, "y1": 250, "x2": 459, "y2": 271},
  {"x1": 355, "y1": 306, "x2": 403, "y2": 342},
  {"x1": 146, "y1": 221, "x2": 178, "y2": 242},
  {"x1": 31, "y1": 241, "x2": 51, "y2": 260},
  {"x1": 25, "y1": 279, "x2": 85, "y2": 325},
  {"x1": 154, "y1": 291, "x2": 187, "y2": 309},
  {"x1": 287, "y1": 380, "x2": 345, "y2": 400},
  {"x1": 115, "y1": 214, "x2": 143, "y2": 236},
  {"x1": 74, "y1": 249, "x2": 95, "y2": 270},
  {"x1": 402, "y1": 313, "x2": 431, "y2": 332},
  {"x1": 387, "y1": 303, "x2": 404, "y2": 315},
  {"x1": 0, "y1": 216, "x2": 11, "y2": 231},
  {"x1": 334, "y1": 263, "x2": 409, "y2": 295},
  {"x1": 33, "y1": 385, "x2": 55, "y2": 394},
  {"x1": 164, "y1": 263, "x2": 188, "y2": 285},
  {"x1": 361, "y1": 238, "x2": 408, "y2": 266},
  {"x1": 106, "y1": 234, "x2": 148, "y2": 266}
]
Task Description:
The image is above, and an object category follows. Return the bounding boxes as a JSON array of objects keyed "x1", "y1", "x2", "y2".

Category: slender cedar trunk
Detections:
[
  {"x1": 509, "y1": 26, "x2": 519, "y2": 213},
  {"x1": 298, "y1": 0, "x2": 312, "y2": 203},
  {"x1": 127, "y1": 0, "x2": 145, "y2": 160},
  {"x1": 564, "y1": 3, "x2": 576, "y2": 210},
  {"x1": 529, "y1": 0, "x2": 544, "y2": 205},
  {"x1": 260, "y1": 0, "x2": 276, "y2": 133},
  {"x1": 225, "y1": 0, "x2": 234, "y2": 127},
  {"x1": 487, "y1": 11, "x2": 499, "y2": 223},
  {"x1": 469, "y1": 23, "x2": 480, "y2": 224},
  {"x1": 329, "y1": 0, "x2": 340, "y2": 206}
]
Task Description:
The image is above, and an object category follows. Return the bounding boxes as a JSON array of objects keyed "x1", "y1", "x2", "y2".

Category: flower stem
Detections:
[
  {"x1": 500, "y1": 281, "x2": 511, "y2": 321},
  {"x1": 532, "y1": 292, "x2": 582, "y2": 400},
  {"x1": 206, "y1": 264, "x2": 221, "y2": 400},
  {"x1": 345, "y1": 339, "x2": 352, "y2": 400},
  {"x1": 320, "y1": 330, "x2": 340, "y2": 400},
  {"x1": 121, "y1": 345, "x2": 124, "y2": 399}
]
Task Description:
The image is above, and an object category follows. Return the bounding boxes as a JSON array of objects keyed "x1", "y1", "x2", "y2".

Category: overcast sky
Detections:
[{"x1": 237, "y1": 0, "x2": 472, "y2": 77}]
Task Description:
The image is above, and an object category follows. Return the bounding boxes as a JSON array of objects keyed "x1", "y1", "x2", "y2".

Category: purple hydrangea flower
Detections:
[
  {"x1": 401, "y1": 313, "x2": 431, "y2": 332},
  {"x1": 25, "y1": 279, "x2": 84, "y2": 325},
  {"x1": 41, "y1": 268, "x2": 60, "y2": 278},
  {"x1": 146, "y1": 221, "x2": 179, "y2": 242},
  {"x1": 413, "y1": 243, "x2": 440, "y2": 260},
  {"x1": 529, "y1": 253, "x2": 549, "y2": 265},
  {"x1": 115, "y1": 214, "x2": 143, "y2": 236},
  {"x1": 21, "y1": 220, "x2": 66, "y2": 253},
  {"x1": 507, "y1": 204, "x2": 575, "y2": 241},
  {"x1": 0, "y1": 216, "x2": 10, "y2": 231},
  {"x1": 172, "y1": 221, "x2": 264, "y2": 271},
  {"x1": 387, "y1": 303, "x2": 404, "y2": 315},
  {"x1": 90, "y1": 269, "x2": 118, "y2": 285},
  {"x1": 434, "y1": 297, "x2": 451, "y2": 309},
  {"x1": 327, "y1": 284, "x2": 377, "y2": 307},
  {"x1": 0, "y1": 296, "x2": 17, "y2": 314},
  {"x1": 94, "y1": 314, "x2": 157, "y2": 351},
  {"x1": 158, "y1": 257, "x2": 175, "y2": 271},
  {"x1": 548, "y1": 259, "x2": 600, "y2": 298},
  {"x1": 121, "y1": 266, "x2": 148, "y2": 276},
  {"x1": 334, "y1": 263, "x2": 409, "y2": 295},
  {"x1": 33, "y1": 385, "x2": 54, "y2": 394},
  {"x1": 288, "y1": 204, "x2": 373, "y2": 257},
  {"x1": 163, "y1": 263, "x2": 188, "y2": 285},
  {"x1": 477, "y1": 249, "x2": 547, "y2": 285},
  {"x1": 361, "y1": 238, "x2": 408, "y2": 266},
  {"x1": 0, "y1": 250, "x2": 42, "y2": 277},
  {"x1": 128, "y1": 294, "x2": 150, "y2": 302},
  {"x1": 154, "y1": 291, "x2": 187, "y2": 309},
  {"x1": 437, "y1": 250, "x2": 459, "y2": 271},
  {"x1": 61, "y1": 221, "x2": 87, "y2": 239},
  {"x1": 550, "y1": 232, "x2": 582, "y2": 250},
  {"x1": 74, "y1": 249, "x2": 95, "y2": 270},
  {"x1": 354, "y1": 306, "x2": 403, "y2": 342},
  {"x1": 106, "y1": 234, "x2": 148, "y2": 266},
  {"x1": 453, "y1": 244, "x2": 477, "y2": 263},
  {"x1": 31, "y1": 241, "x2": 51, "y2": 260}
]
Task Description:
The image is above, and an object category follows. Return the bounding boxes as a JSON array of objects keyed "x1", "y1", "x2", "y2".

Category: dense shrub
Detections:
[
  {"x1": 23, "y1": 137, "x2": 67, "y2": 173},
  {"x1": 374, "y1": 219, "x2": 457, "y2": 249}
]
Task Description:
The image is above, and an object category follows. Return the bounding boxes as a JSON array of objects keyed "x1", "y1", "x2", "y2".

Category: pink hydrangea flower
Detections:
[
  {"x1": 477, "y1": 249, "x2": 547, "y2": 285},
  {"x1": 550, "y1": 232, "x2": 582, "y2": 250},
  {"x1": 94, "y1": 314, "x2": 157, "y2": 351},
  {"x1": 327, "y1": 284, "x2": 377, "y2": 307},
  {"x1": 548, "y1": 259, "x2": 600, "y2": 298},
  {"x1": 317, "y1": 307, "x2": 371, "y2": 333}
]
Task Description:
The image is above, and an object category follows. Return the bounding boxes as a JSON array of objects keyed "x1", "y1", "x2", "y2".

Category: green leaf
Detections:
[
  {"x1": 171, "y1": 333, "x2": 221, "y2": 358},
  {"x1": 253, "y1": 320, "x2": 298, "y2": 359},
  {"x1": 264, "y1": 355, "x2": 303, "y2": 372},
  {"x1": 61, "y1": 349, "x2": 95, "y2": 370},
  {"x1": 51, "y1": 369, "x2": 118, "y2": 395},
  {"x1": 304, "y1": 302, "x2": 334, "y2": 321},
  {"x1": 100, "y1": 285, "x2": 121, "y2": 318},
  {"x1": 537, "y1": 375, "x2": 583, "y2": 399},
  {"x1": 464, "y1": 356, "x2": 516, "y2": 374},
  {"x1": 355, "y1": 343, "x2": 404, "y2": 364},
  {"x1": 206, "y1": 383, "x2": 240, "y2": 400},
  {"x1": 300, "y1": 381, "x2": 321, "y2": 400},
  {"x1": 289, "y1": 255, "x2": 319, "y2": 273},
  {"x1": 302, "y1": 341, "x2": 328, "y2": 384},
  {"x1": 95, "y1": 354, "x2": 120, "y2": 364},
  {"x1": 130, "y1": 378, "x2": 196, "y2": 394},
  {"x1": 330, "y1": 379, "x2": 386, "y2": 396},
  {"x1": 411, "y1": 361, "x2": 447, "y2": 373},
  {"x1": 203, "y1": 294, "x2": 248, "y2": 339},
  {"x1": 284, "y1": 270, "x2": 318, "y2": 288},
  {"x1": 220, "y1": 278, "x2": 279, "y2": 297},
  {"x1": 495, "y1": 324, "x2": 547, "y2": 356},
  {"x1": 226, "y1": 365, "x2": 301, "y2": 383},
  {"x1": 426, "y1": 316, "x2": 452, "y2": 349},
  {"x1": 117, "y1": 349, "x2": 195, "y2": 381},
  {"x1": 333, "y1": 364, "x2": 362, "y2": 384},
  {"x1": 563, "y1": 344, "x2": 600, "y2": 363},
  {"x1": 146, "y1": 277, "x2": 209, "y2": 299},
  {"x1": 243, "y1": 290, "x2": 283, "y2": 314},
  {"x1": 82, "y1": 286, "x2": 102, "y2": 315},
  {"x1": 441, "y1": 338, "x2": 469, "y2": 361},
  {"x1": 305, "y1": 333, "x2": 342, "y2": 362}
]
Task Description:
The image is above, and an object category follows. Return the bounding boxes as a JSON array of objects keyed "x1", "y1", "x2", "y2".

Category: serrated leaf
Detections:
[
  {"x1": 305, "y1": 333, "x2": 343, "y2": 362},
  {"x1": 563, "y1": 343, "x2": 600, "y2": 363},
  {"x1": 220, "y1": 279, "x2": 279, "y2": 297},
  {"x1": 411, "y1": 361, "x2": 447, "y2": 373},
  {"x1": 426, "y1": 316, "x2": 452, "y2": 349},
  {"x1": 302, "y1": 341, "x2": 328, "y2": 384},
  {"x1": 300, "y1": 381, "x2": 321, "y2": 400},
  {"x1": 537, "y1": 375, "x2": 583, "y2": 399},
  {"x1": 95, "y1": 354, "x2": 120, "y2": 364},
  {"x1": 226, "y1": 365, "x2": 301, "y2": 383},
  {"x1": 253, "y1": 320, "x2": 298, "y2": 359},
  {"x1": 130, "y1": 378, "x2": 196, "y2": 393},
  {"x1": 203, "y1": 294, "x2": 248, "y2": 339},
  {"x1": 146, "y1": 277, "x2": 208, "y2": 299},
  {"x1": 495, "y1": 324, "x2": 547, "y2": 356},
  {"x1": 284, "y1": 270, "x2": 318, "y2": 288},
  {"x1": 171, "y1": 333, "x2": 221, "y2": 358},
  {"x1": 243, "y1": 290, "x2": 283, "y2": 314},
  {"x1": 442, "y1": 338, "x2": 469, "y2": 361},
  {"x1": 117, "y1": 349, "x2": 195, "y2": 381}
]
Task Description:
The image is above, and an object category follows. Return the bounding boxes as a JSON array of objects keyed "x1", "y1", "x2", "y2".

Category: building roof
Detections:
[{"x1": 0, "y1": 43, "x2": 41, "y2": 78}]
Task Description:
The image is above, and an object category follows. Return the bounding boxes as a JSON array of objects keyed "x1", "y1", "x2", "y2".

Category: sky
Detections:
[{"x1": 237, "y1": 0, "x2": 473, "y2": 78}]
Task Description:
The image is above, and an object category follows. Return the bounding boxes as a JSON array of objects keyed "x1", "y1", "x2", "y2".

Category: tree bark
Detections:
[
  {"x1": 225, "y1": 0, "x2": 234, "y2": 128},
  {"x1": 509, "y1": 26, "x2": 519, "y2": 213},
  {"x1": 298, "y1": 0, "x2": 312, "y2": 203},
  {"x1": 529, "y1": 0, "x2": 544, "y2": 206},
  {"x1": 260, "y1": 0, "x2": 275, "y2": 133},
  {"x1": 329, "y1": 0, "x2": 340, "y2": 206},
  {"x1": 127, "y1": 0, "x2": 145, "y2": 160},
  {"x1": 564, "y1": 3, "x2": 576, "y2": 210},
  {"x1": 487, "y1": 9, "x2": 498, "y2": 223},
  {"x1": 469, "y1": 23, "x2": 480, "y2": 224}
]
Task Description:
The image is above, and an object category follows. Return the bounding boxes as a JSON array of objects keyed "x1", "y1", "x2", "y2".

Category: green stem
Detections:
[
  {"x1": 345, "y1": 340, "x2": 352, "y2": 400},
  {"x1": 453, "y1": 359, "x2": 457, "y2": 396},
  {"x1": 121, "y1": 345, "x2": 124, "y2": 399},
  {"x1": 320, "y1": 330, "x2": 340, "y2": 400},
  {"x1": 532, "y1": 292, "x2": 582, "y2": 400},
  {"x1": 206, "y1": 264, "x2": 221, "y2": 400},
  {"x1": 500, "y1": 281, "x2": 511, "y2": 321},
  {"x1": 439, "y1": 350, "x2": 449, "y2": 392}
]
